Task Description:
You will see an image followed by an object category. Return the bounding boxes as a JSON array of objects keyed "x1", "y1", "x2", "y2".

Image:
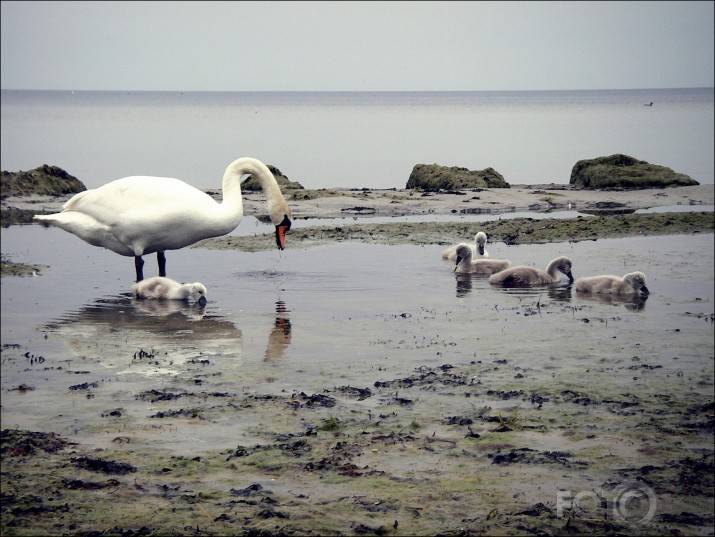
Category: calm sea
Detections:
[{"x1": 1, "y1": 88, "x2": 713, "y2": 190}]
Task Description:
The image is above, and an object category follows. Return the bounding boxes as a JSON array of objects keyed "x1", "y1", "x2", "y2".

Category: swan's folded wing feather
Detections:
[
  {"x1": 58, "y1": 177, "x2": 226, "y2": 252},
  {"x1": 509, "y1": 268, "x2": 540, "y2": 285},
  {"x1": 63, "y1": 177, "x2": 212, "y2": 222},
  {"x1": 575, "y1": 275, "x2": 622, "y2": 294}
]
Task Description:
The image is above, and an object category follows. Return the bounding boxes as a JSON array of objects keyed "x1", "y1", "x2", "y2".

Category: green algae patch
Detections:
[
  {"x1": 407, "y1": 163, "x2": 510, "y2": 190},
  {"x1": 1, "y1": 207, "x2": 44, "y2": 226},
  {"x1": 3, "y1": 355, "x2": 712, "y2": 535},
  {"x1": 239, "y1": 164, "x2": 304, "y2": 192},
  {"x1": 196, "y1": 211, "x2": 715, "y2": 251},
  {"x1": 288, "y1": 188, "x2": 351, "y2": 201},
  {"x1": 1, "y1": 165, "x2": 86, "y2": 198},
  {"x1": 1, "y1": 255, "x2": 47, "y2": 277},
  {"x1": 570, "y1": 154, "x2": 698, "y2": 189}
]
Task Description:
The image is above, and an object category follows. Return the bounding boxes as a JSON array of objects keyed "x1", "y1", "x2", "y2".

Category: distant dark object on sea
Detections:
[
  {"x1": 406, "y1": 163, "x2": 510, "y2": 191},
  {"x1": 569, "y1": 154, "x2": 698, "y2": 189}
]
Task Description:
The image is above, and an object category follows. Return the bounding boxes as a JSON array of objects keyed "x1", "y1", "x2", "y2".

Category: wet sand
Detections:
[
  {"x1": 1, "y1": 186, "x2": 714, "y2": 536},
  {"x1": 279, "y1": 184, "x2": 714, "y2": 219},
  {"x1": 4, "y1": 184, "x2": 713, "y2": 219}
]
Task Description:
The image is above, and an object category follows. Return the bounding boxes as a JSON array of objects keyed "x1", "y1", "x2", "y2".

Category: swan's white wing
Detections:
[
  {"x1": 63, "y1": 176, "x2": 215, "y2": 220},
  {"x1": 55, "y1": 177, "x2": 236, "y2": 255}
]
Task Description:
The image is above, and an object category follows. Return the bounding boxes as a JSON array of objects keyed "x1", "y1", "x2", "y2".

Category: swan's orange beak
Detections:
[{"x1": 275, "y1": 214, "x2": 291, "y2": 250}]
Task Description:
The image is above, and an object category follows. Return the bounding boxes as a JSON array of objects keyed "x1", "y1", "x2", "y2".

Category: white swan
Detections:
[
  {"x1": 453, "y1": 244, "x2": 510, "y2": 275},
  {"x1": 33, "y1": 157, "x2": 292, "y2": 282},
  {"x1": 489, "y1": 256, "x2": 574, "y2": 287},
  {"x1": 442, "y1": 231, "x2": 489, "y2": 260},
  {"x1": 131, "y1": 276, "x2": 207, "y2": 305},
  {"x1": 575, "y1": 271, "x2": 650, "y2": 296}
]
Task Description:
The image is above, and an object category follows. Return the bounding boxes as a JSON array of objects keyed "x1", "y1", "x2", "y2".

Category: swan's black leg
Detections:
[
  {"x1": 157, "y1": 252, "x2": 166, "y2": 277},
  {"x1": 135, "y1": 256, "x2": 145, "y2": 282}
]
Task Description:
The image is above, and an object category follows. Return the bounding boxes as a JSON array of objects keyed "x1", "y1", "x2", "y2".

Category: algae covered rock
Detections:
[
  {"x1": 1, "y1": 165, "x2": 86, "y2": 198},
  {"x1": 406, "y1": 163, "x2": 510, "y2": 191},
  {"x1": 569, "y1": 154, "x2": 698, "y2": 189},
  {"x1": 241, "y1": 164, "x2": 304, "y2": 191}
]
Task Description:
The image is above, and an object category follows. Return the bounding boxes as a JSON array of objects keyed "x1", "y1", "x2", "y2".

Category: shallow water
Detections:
[{"x1": 1, "y1": 224, "x2": 713, "y2": 453}]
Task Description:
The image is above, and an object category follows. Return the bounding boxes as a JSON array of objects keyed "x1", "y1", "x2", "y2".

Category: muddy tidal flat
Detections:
[
  {"x1": 4, "y1": 184, "x2": 714, "y2": 222},
  {"x1": 1, "y1": 185, "x2": 714, "y2": 536}
]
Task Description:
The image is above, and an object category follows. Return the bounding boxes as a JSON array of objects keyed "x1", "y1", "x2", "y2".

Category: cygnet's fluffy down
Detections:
[
  {"x1": 453, "y1": 244, "x2": 510, "y2": 275},
  {"x1": 442, "y1": 231, "x2": 489, "y2": 261},
  {"x1": 575, "y1": 271, "x2": 649, "y2": 295},
  {"x1": 131, "y1": 276, "x2": 207, "y2": 304},
  {"x1": 489, "y1": 256, "x2": 574, "y2": 287}
]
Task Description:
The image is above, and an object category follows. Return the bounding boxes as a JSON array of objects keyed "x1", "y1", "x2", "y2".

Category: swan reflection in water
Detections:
[
  {"x1": 42, "y1": 294, "x2": 243, "y2": 377},
  {"x1": 454, "y1": 273, "x2": 473, "y2": 298},
  {"x1": 264, "y1": 300, "x2": 292, "y2": 363},
  {"x1": 574, "y1": 291, "x2": 648, "y2": 311},
  {"x1": 131, "y1": 294, "x2": 207, "y2": 320},
  {"x1": 455, "y1": 272, "x2": 573, "y2": 303},
  {"x1": 42, "y1": 294, "x2": 296, "y2": 377}
]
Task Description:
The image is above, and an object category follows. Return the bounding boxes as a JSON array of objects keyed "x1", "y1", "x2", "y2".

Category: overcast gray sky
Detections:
[{"x1": 1, "y1": 1, "x2": 713, "y2": 91}]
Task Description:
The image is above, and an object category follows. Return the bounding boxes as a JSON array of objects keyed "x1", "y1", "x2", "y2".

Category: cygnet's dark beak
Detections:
[
  {"x1": 565, "y1": 271, "x2": 574, "y2": 283},
  {"x1": 454, "y1": 255, "x2": 463, "y2": 272},
  {"x1": 197, "y1": 295, "x2": 208, "y2": 307},
  {"x1": 275, "y1": 214, "x2": 291, "y2": 250},
  {"x1": 478, "y1": 244, "x2": 485, "y2": 256},
  {"x1": 640, "y1": 286, "x2": 650, "y2": 296}
]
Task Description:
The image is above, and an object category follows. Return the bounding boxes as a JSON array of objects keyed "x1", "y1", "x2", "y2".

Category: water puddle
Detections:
[{"x1": 2, "y1": 224, "x2": 713, "y2": 454}]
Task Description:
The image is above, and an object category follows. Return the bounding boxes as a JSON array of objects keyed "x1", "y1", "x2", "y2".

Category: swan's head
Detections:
[
  {"x1": 273, "y1": 212, "x2": 291, "y2": 250},
  {"x1": 454, "y1": 244, "x2": 472, "y2": 272},
  {"x1": 188, "y1": 283, "x2": 208, "y2": 305},
  {"x1": 553, "y1": 256, "x2": 574, "y2": 283},
  {"x1": 624, "y1": 271, "x2": 649, "y2": 295},
  {"x1": 268, "y1": 198, "x2": 292, "y2": 250},
  {"x1": 228, "y1": 157, "x2": 293, "y2": 250},
  {"x1": 475, "y1": 231, "x2": 488, "y2": 256}
]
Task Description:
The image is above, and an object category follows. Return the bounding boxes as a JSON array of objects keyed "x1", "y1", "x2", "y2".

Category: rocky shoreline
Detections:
[
  {"x1": 198, "y1": 211, "x2": 715, "y2": 252},
  {"x1": 276, "y1": 184, "x2": 713, "y2": 221},
  {"x1": 3, "y1": 185, "x2": 713, "y2": 274},
  {"x1": 4, "y1": 184, "x2": 712, "y2": 222}
]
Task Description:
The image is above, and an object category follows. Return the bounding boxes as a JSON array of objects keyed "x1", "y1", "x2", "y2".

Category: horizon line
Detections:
[{"x1": 2, "y1": 86, "x2": 713, "y2": 93}]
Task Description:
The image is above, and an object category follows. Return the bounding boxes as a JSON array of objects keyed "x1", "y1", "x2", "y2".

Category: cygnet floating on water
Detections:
[
  {"x1": 575, "y1": 271, "x2": 650, "y2": 296},
  {"x1": 489, "y1": 256, "x2": 574, "y2": 287},
  {"x1": 131, "y1": 276, "x2": 207, "y2": 305},
  {"x1": 453, "y1": 244, "x2": 510, "y2": 275},
  {"x1": 442, "y1": 231, "x2": 489, "y2": 261}
]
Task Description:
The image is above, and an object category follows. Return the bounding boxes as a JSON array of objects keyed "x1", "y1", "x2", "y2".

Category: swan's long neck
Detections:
[
  {"x1": 546, "y1": 258, "x2": 565, "y2": 279},
  {"x1": 221, "y1": 157, "x2": 290, "y2": 226},
  {"x1": 220, "y1": 159, "x2": 250, "y2": 216},
  {"x1": 454, "y1": 247, "x2": 472, "y2": 271}
]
